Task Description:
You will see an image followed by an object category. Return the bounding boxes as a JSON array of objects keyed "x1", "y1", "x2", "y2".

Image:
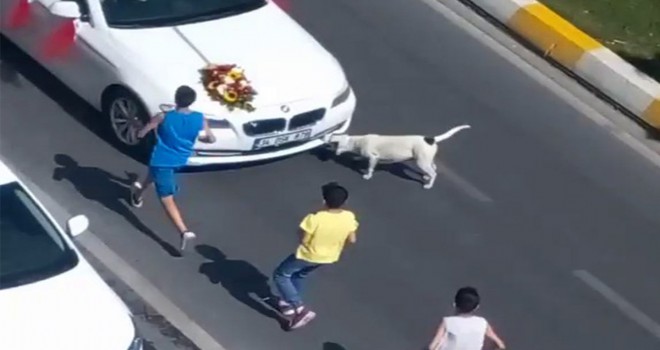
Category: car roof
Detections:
[{"x1": 0, "y1": 159, "x2": 18, "y2": 186}]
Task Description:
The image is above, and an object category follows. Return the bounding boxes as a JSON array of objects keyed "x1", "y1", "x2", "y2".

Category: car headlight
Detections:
[{"x1": 331, "y1": 84, "x2": 351, "y2": 108}]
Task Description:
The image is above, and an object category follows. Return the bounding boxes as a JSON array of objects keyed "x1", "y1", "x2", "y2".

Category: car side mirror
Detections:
[
  {"x1": 67, "y1": 214, "x2": 89, "y2": 237},
  {"x1": 48, "y1": 1, "x2": 81, "y2": 19}
]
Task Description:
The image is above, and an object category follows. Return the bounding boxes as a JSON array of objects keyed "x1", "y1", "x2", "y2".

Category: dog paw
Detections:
[
  {"x1": 422, "y1": 175, "x2": 431, "y2": 181},
  {"x1": 362, "y1": 174, "x2": 373, "y2": 180},
  {"x1": 423, "y1": 183, "x2": 433, "y2": 189}
]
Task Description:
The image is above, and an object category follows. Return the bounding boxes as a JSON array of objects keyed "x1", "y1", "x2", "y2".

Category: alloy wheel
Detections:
[{"x1": 109, "y1": 97, "x2": 143, "y2": 146}]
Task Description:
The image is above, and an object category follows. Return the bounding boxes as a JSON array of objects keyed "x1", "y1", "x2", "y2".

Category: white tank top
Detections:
[{"x1": 438, "y1": 315, "x2": 488, "y2": 350}]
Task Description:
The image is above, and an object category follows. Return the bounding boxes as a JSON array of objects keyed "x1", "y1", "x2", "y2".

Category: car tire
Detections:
[{"x1": 102, "y1": 88, "x2": 155, "y2": 161}]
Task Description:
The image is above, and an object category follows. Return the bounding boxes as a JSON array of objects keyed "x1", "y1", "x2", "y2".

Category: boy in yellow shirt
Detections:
[{"x1": 272, "y1": 182, "x2": 359, "y2": 330}]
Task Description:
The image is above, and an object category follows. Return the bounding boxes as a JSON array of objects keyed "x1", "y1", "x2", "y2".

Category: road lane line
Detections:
[
  {"x1": 417, "y1": 0, "x2": 660, "y2": 170},
  {"x1": 436, "y1": 163, "x2": 493, "y2": 202},
  {"x1": 574, "y1": 269, "x2": 660, "y2": 341}
]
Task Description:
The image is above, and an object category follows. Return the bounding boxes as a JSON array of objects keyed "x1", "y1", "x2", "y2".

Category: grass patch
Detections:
[{"x1": 540, "y1": 0, "x2": 660, "y2": 82}]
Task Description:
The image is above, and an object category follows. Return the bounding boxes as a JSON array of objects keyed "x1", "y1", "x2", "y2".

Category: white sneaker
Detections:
[
  {"x1": 288, "y1": 307, "x2": 316, "y2": 330},
  {"x1": 130, "y1": 182, "x2": 143, "y2": 208},
  {"x1": 180, "y1": 231, "x2": 196, "y2": 251},
  {"x1": 277, "y1": 299, "x2": 295, "y2": 316}
]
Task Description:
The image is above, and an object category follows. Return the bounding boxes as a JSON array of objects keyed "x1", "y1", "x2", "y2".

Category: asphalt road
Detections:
[{"x1": 2, "y1": 0, "x2": 660, "y2": 349}]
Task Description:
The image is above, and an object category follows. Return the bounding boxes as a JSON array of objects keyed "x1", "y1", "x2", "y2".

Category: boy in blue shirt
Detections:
[{"x1": 130, "y1": 85, "x2": 216, "y2": 252}]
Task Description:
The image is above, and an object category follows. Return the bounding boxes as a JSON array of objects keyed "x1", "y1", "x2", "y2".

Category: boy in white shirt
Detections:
[{"x1": 428, "y1": 287, "x2": 506, "y2": 350}]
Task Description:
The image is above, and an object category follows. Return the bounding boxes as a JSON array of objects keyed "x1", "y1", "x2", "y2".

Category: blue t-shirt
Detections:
[{"x1": 149, "y1": 110, "x2": 204, "y2": 168}]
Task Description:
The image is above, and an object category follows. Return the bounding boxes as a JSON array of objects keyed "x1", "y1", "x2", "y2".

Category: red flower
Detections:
[{"x1": 200, "y1": 63, "x2": 256, "y2": 111}]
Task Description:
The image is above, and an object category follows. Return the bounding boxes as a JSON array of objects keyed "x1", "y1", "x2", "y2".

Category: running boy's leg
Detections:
[
  {"x1": 273, "y1": 254, "x2": 318, "y2": 329},
  {"x1": 151, "y1": 167, "x2": 196, "y2": 250},
  {"x1": 291, "y1": 264, "x2": 322, "y2": 297},
  {"x1": 130, "y1": 171, "x2": 154, "y2": 208},
  {"x1": 273, "y1": 254, "x2": 307, "y2": 309}
]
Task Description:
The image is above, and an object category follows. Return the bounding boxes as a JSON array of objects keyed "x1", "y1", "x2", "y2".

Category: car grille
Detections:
[
  {"x1": 243, "y1": 118, "x2": 286, "y2": 136},
  {"x1": 288, "y1": 108, "x2": 326, "y2": 130},
  {"x1": 194, "y1": 122, "x2": 346, "y2": 157},
  {"x1": 195, "y1": 140, "x2": 308, "y2": 156}
]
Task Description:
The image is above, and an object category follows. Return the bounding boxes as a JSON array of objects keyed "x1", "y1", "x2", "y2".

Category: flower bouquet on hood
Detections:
[{"x1": 200, "y1": 63, "x2": 257, "y2": 112}]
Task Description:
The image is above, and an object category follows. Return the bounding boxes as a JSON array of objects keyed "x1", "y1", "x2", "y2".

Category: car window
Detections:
[
  {"x1": 100, "y1": 0, "x2": 267, "y2": 28},
  {"x1": 0, "y1": 182, "x2": 78, "y2": 290}
]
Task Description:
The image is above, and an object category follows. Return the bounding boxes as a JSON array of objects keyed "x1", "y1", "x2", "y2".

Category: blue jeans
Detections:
[{"x1": 273, "y1": 254, "x2": 322, "y2": 307}]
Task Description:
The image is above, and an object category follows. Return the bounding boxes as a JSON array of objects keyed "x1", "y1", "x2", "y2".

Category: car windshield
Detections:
[
  {"x1": 0, "y1": 182, "x2": 77, "y2": 290},
  {"x1": 100, "y1": 0, "x2": 267, "y2": 28}
]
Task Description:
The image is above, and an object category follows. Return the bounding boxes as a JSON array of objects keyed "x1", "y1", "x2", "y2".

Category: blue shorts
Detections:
[{"x1": 150, "y1": 166, "x2": 180, "y2": 198}]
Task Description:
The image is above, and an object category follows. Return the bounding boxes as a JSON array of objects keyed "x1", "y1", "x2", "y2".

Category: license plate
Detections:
[{"x1": 253, "y1": 129, "x2": 312, "y2": 150}]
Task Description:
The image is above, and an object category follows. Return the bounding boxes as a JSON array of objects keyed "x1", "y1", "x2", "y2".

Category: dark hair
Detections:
[
  {"x1": 454, "y1": 287, "x2": 480, "y2": 313},
  {"x1": 174, "y1": 85, "x2": 197, "y2": 108},
  {"x1": 322, "y1": 182, "x2": 348, "y2": 209}
]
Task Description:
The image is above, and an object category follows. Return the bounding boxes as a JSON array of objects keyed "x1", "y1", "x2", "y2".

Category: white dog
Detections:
[{"x1": 326, "y1": 125, "x2": 471, "y2": 189}]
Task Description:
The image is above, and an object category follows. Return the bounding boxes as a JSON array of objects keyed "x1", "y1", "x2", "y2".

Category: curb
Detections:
[{"x1": 463, "y1": 0, "x2": 660, "y2": 129}]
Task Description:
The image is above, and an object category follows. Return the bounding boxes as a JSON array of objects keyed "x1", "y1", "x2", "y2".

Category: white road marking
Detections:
[
  {"x1": 418, "y1": 0, "x2": 660, "y2": 170},
  {"x1": 574, "y1": 269, "x2": 660, "y2": 341},
  {"x1": 437, "y1": 163, "x2": 493, "y2": 202}
]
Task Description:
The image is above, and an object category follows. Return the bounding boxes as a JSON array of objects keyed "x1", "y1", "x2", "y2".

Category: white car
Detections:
[
  {"x1": 0, "y1": 160, "x2": 143, "y2": 350},
  {"x1": 0, "y1": 0, "x2": 355, "y2": 165}
]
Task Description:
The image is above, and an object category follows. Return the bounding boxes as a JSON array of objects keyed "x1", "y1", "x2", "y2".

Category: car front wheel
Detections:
[{"x1": 103, "y1": 88, "x2": 155, "y2": 159}]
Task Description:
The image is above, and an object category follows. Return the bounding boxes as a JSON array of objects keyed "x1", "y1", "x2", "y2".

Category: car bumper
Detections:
[{"x1": 186, "y1": 90, "x2": 356, "y2": 166}]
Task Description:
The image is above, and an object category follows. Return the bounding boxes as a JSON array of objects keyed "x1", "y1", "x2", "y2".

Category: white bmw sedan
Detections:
[
  {"x1": 0, "y1": 159, "x2": 143, "y2": 350},
  {"x1": 1, "y1": 0, "x2": 355, "y2": 165}
]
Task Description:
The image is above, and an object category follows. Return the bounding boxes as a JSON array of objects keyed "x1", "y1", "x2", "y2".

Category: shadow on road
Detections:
[
  {"x1": 196, "y1": 244, "x2": 285, "y2": 327},
  {"x1": 323, "y1": 342, "x2": 347, "y2": 350},
  {"x1": 52, "y1": 154, "x2": 181, "y2": 257},
  {"x1": 310, "y1": 147, "x2": 424, "y2": 185},
  {"x1": 0, "y1": 59, "x2": 21, "y2": 87}
]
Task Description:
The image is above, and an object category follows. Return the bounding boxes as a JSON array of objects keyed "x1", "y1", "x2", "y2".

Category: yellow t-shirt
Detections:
[{"x1": 295, "y1": 210, "x2": 359, "y2": 264}]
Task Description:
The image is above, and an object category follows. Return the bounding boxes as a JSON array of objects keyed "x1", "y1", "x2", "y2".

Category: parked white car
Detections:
[
  {"x1": 0, "y1": 160, "x2": 143, "y2": 350},
  {"x1": 0, "y1": 0, "x2": 355, "y2": 165}
]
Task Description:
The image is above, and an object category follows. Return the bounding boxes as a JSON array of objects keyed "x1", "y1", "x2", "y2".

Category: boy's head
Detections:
[
  {"x1": 322, "y1": 182, "x2": 348, "y2": 209},
  {"x1": 454, "y1": 286, "x2": 480, "y2": 314},
  {"x1": 174, "y1": 85, "x2": 197, "y2": 108}
]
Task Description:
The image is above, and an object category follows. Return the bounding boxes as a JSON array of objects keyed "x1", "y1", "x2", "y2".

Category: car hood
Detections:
[
  {"x1": 0, "y1": 261, "x2": 134, "y2": 350},
  {"x1": 110, "y1": 3, "x2": 347, "y2": 112}
]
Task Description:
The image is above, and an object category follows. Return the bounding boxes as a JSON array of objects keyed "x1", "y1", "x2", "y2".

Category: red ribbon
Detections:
[
  {"x1": 41, "y1": 20, "x2": 76, "y2": 59},
  {"x1": 7, "y1": 0, "x2": 31, "y2": 29},
  {"x1": 271, "y1": 0, "x2": 291, "y2": 12}
]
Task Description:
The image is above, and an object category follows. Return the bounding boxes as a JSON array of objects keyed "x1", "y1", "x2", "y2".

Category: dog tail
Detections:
[{"x1": 432, "y1": 125, "x2": 471, "y2": 143}]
